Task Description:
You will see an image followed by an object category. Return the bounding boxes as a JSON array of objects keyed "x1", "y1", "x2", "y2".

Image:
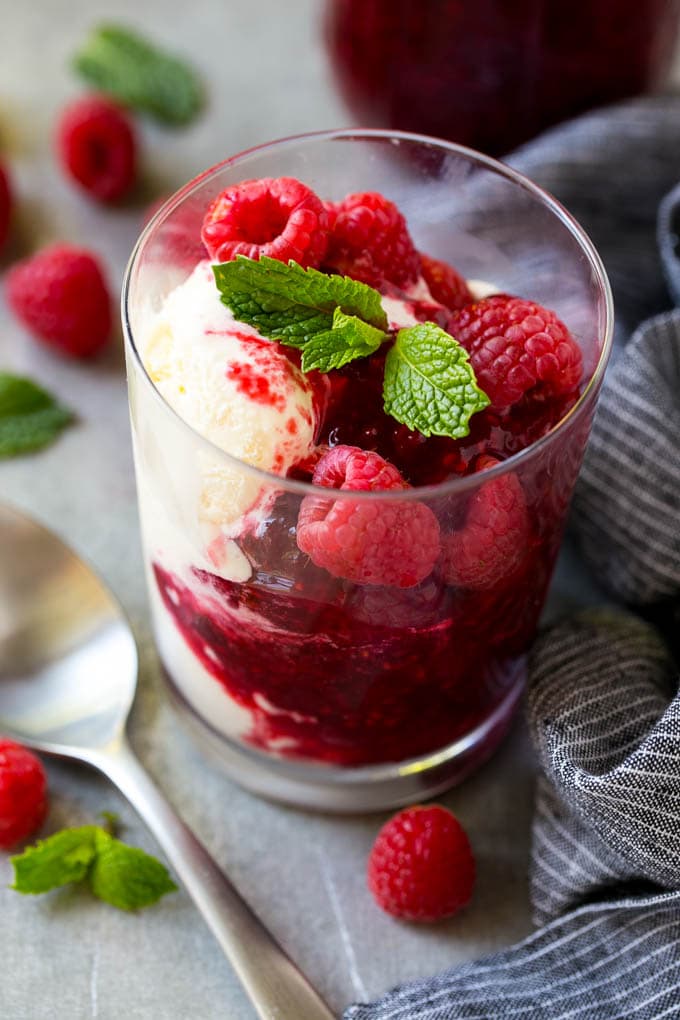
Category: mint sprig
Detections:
[
  {"x1": 301, "y1": 309, "x2": 385, "y2": 372},
  {"x1": 73, "y1": 24, "x2": 203, "y2": 126},
  {"x1": 11, "y1": 823, "x2": 177, "y2": 912},
  {"x1": 213, "y1": 256, "x2": 490, "y2": 440},
  {"x1": 384, "y1": 323, "x2": 490, "y2": 438},
  {"x1": 11, "y1": 827, "x2": 98, "y2": 894},
  {"x1": 0, "y1": 373, "x2": 73, "y2": 458},
  {"x1": 213, "y1": 256, "x2": 388, "y2": 349},
  {"x1": 88, "y1": 829, "x2": 178, "y2": 912}
]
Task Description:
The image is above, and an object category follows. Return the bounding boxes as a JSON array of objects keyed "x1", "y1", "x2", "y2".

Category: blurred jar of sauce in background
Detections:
[{"x1": 324, "y1": 0, "x2": 680, "y2": 154}]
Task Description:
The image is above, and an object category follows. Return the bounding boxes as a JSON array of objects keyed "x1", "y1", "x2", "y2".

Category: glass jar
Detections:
[{"x1": 324, "y1": 0, "x2": 680, "y2": 154}]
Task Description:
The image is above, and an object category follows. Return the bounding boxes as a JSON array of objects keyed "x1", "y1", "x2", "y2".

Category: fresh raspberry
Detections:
[
  {"x1": 322, "y1": 198, "x2": 340, "y2": 234},
  {"x1": 0, "y1": 739, "x2": 48, "y2": 850},
  {"x1": 324, "y1": 191, "x2": 420, "y2": 287},
  {"x1": 367, "y1": 805, "x2": 475, "y2": 921},
  {"x1": 57, "y1": 95, "x2": 136, "y2": 203},
  {"x1": 348, "y1": 577, "x2": 450, "y2": 629},
  {"x1": 312, "y1": 444, "x2": 409, "y2": 492},
  {"x1": 0, "y1": 162, "x2": 11, "y2": 253},
  {"x1": 6, "y1": 244, "x2": 112, "y2": 358},
  {"x1": 297, "y1": 445, "x2": 440, "y2": 588},
  {"x1": 442, "y1": 456, "x2": 529, "y2": 590},
  {"x1": 420, "y1": 253, "x2": 473, "y2": 311},
  {"x1": 202, "y1": 177, "x2": 329, "y2": 269},
  {"x1": 448, "y1": 294, "x2": 583, "y2": 411}
]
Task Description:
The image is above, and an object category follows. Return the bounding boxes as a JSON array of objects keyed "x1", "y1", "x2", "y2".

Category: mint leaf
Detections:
[
  {"x1": 11, "y1": 827, "x2": 98, "y2": 895},
  {"x1": 301, "y1": 309, "x2": 385, "y2": 372},
  {"x1": 89, "y1": 830, "x2": 177, "y2": 912},
  {"x1": 0, "y1": 373, "x2": 73, "y2": 457},
  {"x1": 73, "y1": 24, "x2": 203, "y2": 126},
  {"x1": 213, "y1": 256, "x2": 388, "y2": 347},
  {"x1": 383, "y1": 323, "x2": 490, "y2": 439},
  {"x1": 214, "y1": 257, "x2": 489, "y2": 441},
  {"x1": 10, "y1": 824, "x2": 177, "y2": 912}
]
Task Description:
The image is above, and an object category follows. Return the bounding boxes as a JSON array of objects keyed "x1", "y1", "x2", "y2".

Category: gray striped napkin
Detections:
[{"x1": 345, "y1": 95, "x2": 680, "y2": 1020}]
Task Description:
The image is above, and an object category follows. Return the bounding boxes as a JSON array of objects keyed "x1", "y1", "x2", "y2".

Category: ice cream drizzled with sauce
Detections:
[
  {"x1": 138, "y1": 259, "x2": 472, "y2": 526},
  {"x1": 140, "y1": 260, "x2": 320, "y2": 533}
]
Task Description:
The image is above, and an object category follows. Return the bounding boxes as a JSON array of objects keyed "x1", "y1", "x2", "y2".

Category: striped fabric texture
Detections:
[
  {"x1": 571, "y1": 311, "x2": 680, "y2": 603},
  {"x1": 346, "y1": 95, "x2": 680, "y2": 1020}
]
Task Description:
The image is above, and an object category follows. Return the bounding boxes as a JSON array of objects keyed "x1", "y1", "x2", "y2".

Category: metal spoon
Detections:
[{"x1": 0, "y1": 502, "x2": 335, "y2": 1020}]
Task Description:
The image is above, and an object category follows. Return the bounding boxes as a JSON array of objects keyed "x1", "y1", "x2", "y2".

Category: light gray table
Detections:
[{"x1": 0, "y1": 3, "x2": 619, "y2": 1017}]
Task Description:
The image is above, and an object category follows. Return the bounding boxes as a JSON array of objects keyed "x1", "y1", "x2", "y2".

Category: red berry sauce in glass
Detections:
[{"x1": 154, "y1": 332, "x2": 580, "y2": 765}]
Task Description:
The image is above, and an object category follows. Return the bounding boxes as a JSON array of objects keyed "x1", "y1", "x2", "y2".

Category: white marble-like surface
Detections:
[{"x1": 0, "y1": 2, "x2": 628, "y2": 1017}]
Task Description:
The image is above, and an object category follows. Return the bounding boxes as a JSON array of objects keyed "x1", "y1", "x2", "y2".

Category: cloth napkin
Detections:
[{"x1": 345, "y1": 94, "x2": 680, "y2": 1020}]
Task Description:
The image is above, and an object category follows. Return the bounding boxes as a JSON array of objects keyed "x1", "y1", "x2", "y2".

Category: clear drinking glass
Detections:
[{"x1": 123, "y1": 130, "x2": 613, "y2": 811}]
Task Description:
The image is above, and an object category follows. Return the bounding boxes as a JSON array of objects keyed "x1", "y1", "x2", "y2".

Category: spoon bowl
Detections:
[
  {"x1": 0, "y1": 503, "x2": 136, "y2": 753},
  {"x1": 0, "y1": 502, "x2": 333, "y2": 1020}
]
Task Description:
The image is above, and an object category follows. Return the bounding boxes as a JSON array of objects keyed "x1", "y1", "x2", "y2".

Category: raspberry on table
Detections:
[
  {"x1": 0, "y1": 162, "x2": 11, "y2": 252},
  {"x1": 296, "y1": 445, "x2": 440, "y2": 588},
  {"x1": 420, "y1": 253, "x2": 473, "y2": 311},
  {"x1": 442, "y1": 455, "x2": 529, "y2": 590},
  {"x1": 202, "y1": 177, "x2": 329, "y2": 269},
  {"x1": 367, "y1": 805, "x2": 475, "y2": 921},
  {"x1": 6, "y1": 243, "x2": 112, "y2": 358},
  {"x1": 0, "y1": 739, "x2": 48, "y2": 850},
  {"x1": 324, "y1": 191, "x2": 421, "y2": 288},
  {"x1": 448, "y1": 294, "x2": 583, "y2": 411},
  {"x1": 57, "y1": 95, "x2": 137, "y2": 203}
]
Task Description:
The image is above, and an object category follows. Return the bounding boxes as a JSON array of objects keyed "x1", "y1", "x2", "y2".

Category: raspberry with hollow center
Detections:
[
  {"x1": 313, "y1": 444, "x2": 408, "y2": 492},
  {"x1": 296, "y1": 445, "x2": 440, "y2": 588},
  {"x1": 324, "y1": 191, "x2": 420, "y2": 287},
  {"x1": 420, "y1": 253, "x2": 473, "y2": 311},
  {"x1": 448, "y1": 293, "x2": 583, "y2": 411},
  {"x1": 442, "y1": 455, "x2": 529, "y2": 590},
  {"x1": 0, "y1": 739, "x2": 48, "y2": 849},
  {"x1": 0, "y1": 162, "x2": 11, "y2": 252},
  {"x1": 6, "y1": 244, "x2": 112, "y2": 358},
  {"x1": 202, "y1": 177, "x2": 329, "y2": 269},
  {"x1": 57, "y1": 95, "x2": 137, "y2": 203},
  {"x1": 368, "y1": 805, "x2": 475, "y2": 921}
]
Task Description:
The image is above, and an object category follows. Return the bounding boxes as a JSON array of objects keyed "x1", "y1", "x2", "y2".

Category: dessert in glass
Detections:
[
  {"x1": 123, "y1": 130, "x2": 613, "y2": 810},
  {"x1": 324, "y1": 0, "x2": 680, "y2": 154}
]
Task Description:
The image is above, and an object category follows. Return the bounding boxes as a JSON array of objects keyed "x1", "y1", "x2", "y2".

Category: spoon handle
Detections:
[{"x1": 97, "y1": 738, "x2": 335, "y2": 1020}]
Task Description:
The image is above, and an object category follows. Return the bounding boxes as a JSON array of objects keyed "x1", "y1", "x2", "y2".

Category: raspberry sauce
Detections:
[
  {"x1": 154, "y1": 535, "x2": 552, "y2": 765},
  {"x1": 152, "y1": 355, "x2": 581, "y2": 766}
]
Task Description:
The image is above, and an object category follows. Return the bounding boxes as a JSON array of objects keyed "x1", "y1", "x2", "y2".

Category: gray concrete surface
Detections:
[{"x1": 0, "y1": 2, "x2": 643, "y2": 1017}]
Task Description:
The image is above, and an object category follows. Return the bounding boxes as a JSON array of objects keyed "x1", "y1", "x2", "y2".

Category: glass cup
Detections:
[
  {"x1": 324, "y1": 0, "x2": 680, "y2": 155},
  {"x1": 123, "y1": 130, "x2": 613, "y2": 811}
]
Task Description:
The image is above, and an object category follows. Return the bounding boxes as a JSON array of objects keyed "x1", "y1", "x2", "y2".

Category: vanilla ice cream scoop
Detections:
[{"x1": 141, "y1": 260, "x2": 319, "y2": 535}]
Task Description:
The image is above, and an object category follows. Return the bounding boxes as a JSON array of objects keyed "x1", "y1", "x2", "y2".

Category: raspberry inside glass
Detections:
[
  {"x1": 201, "y1": 176, "x2": 329, "y2": 268},
  {"x1": 140, "y1": 171, "x2": 590, "y2": 770}
]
